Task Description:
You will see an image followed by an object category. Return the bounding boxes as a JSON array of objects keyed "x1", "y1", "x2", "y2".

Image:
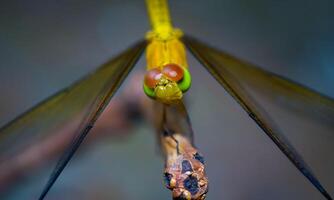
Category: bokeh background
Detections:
[{"x1": 0, "y1": 0, "x2": 333, "y2": 199}]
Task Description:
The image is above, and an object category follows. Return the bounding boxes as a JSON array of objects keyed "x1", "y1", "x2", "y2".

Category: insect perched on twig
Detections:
[{"x1": 0, "y1": 0, "x2": 333, "y2": 199}]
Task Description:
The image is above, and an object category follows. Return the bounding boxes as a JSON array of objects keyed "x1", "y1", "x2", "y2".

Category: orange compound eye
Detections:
[
  {"x1": 162, "y1": 63, "x2": 184, "y2": 82},
  {"x1": 144, "y1": 68, "x2": 163, "y2": 88}
]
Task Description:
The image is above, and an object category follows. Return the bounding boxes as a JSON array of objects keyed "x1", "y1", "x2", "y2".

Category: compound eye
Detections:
[
  {"x1": 162, "y1": 63, "x2": 184, "y2": 82},
  {"x1": 144, "y1": 68, "x2": 162, "y2": 88}
]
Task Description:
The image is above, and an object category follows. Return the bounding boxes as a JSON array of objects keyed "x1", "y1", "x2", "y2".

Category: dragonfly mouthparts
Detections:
[{"x1": 154, "y1": 77, "x2": 183, "y2": 103}]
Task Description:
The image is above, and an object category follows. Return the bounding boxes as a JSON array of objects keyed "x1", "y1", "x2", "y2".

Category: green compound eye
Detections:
[
  {"x1": 143, "y1": 67, "x2": 191, "y2": 99},
  {"x1": 177, "y1": 68, "x2": 191, "y2": 92},
  {"x1": 143, "y1": 83, "x2": 156, "y2": 98}
]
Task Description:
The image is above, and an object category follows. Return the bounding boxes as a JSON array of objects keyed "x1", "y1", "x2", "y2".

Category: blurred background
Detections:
[{"x1": 0, "y1": 0, "x2": 333, "y2": 199}]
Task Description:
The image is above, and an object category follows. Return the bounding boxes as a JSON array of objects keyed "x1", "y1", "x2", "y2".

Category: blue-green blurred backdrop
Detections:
[{"x1": 0, "y1": 0, "x2": 333, "y2": 199}]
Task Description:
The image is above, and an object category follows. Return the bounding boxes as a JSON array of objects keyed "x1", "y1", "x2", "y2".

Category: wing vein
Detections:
[{"x1": 184, "y1": 35, "x2": 333, "y2": 200}]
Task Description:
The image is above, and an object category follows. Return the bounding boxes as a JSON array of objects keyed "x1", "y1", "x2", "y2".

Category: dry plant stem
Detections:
[
  {"x1": 150, "y1": 102, "x2": 208, "y2": 200},
  {"x1": 162, "y1": 133, "x2": 208, "y2": 200}
]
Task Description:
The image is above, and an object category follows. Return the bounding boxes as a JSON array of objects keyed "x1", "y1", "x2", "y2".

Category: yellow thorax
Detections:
[{"x1": 145, "y1": 29, "x2": 188, "y2": 70}]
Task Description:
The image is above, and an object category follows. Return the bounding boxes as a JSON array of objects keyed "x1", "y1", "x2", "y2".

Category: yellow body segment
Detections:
[
  {"x1": 145, "y1": 0, "x2": 172, "y2": 39},
  {"x1": 146, "y1": 31, "x2": 188, "y2": 70},
  {"x1": 145, "y1": 0, "x2": 188, "y2": 70}
]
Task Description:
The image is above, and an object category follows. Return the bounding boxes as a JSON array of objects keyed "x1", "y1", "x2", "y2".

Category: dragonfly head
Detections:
[
  {"x1": 143, "y1": 63, "x2": 191, "y2": 104},
  {"x1": 163, "y1": 135, "x2": 208, "y2": 200}
]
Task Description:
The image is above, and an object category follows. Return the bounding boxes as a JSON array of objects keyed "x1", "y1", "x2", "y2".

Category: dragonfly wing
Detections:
[
  {"x1": 0, "y1": 41, "x2": 146, "y2": 199},
  {"x1": 184, "y1": 36, "x2": 333, "y2": 200}
]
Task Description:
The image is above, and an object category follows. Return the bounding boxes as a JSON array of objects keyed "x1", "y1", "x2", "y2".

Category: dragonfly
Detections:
[{"x1": 0, "y1": 0, "x2": 333, "y2": 199}]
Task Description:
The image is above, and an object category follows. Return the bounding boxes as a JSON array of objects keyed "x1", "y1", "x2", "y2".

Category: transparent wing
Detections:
[
  {"x1": 0, "y1": 41, "x2": 146, "y2": 198},
  {"x1": 184, "y1": 36, "x2": 333, "y2": 200}
]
